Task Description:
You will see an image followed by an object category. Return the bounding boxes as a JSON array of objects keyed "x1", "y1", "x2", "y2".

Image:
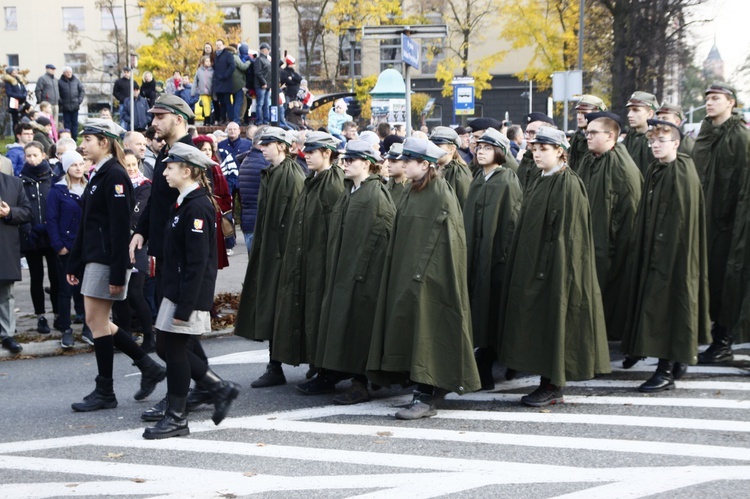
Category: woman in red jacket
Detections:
[{"x1": 193, "y1": 135, "x2": 231, "y2": 270}]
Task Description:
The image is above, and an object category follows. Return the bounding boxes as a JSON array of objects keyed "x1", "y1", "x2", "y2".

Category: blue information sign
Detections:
[
  {"x1": 453, "y1": 85, "x2": 475, "y2": 115},
  {"x1": 401, "y1": 33, "x2": 420, "y2": 69}
]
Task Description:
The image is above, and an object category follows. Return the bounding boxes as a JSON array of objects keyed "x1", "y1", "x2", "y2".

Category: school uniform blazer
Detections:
[
  {"x1": 67, "y1": 158, "x2": 134, "y2": 287},
  {"x1": 161, "y1": 188, "x2": 218, "y2": 321}
]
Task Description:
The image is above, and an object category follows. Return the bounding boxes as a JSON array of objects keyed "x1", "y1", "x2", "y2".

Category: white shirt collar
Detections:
[
  {"x1": 541, "y1": 162, "x2": 565, "y2": 177},
  {"x1": 177, "y1": 182, "x2": 200, "y2": 206}
]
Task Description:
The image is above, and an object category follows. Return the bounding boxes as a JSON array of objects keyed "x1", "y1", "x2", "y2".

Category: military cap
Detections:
[
  {"x1": 82, "y1": 119, "x2": 126, "y2": 140},
  {"x1": 258, "y1": 126, "x2": 293, "y2": 147},
  {"x1": 148, "y1": 94, "x2": 196, "y2": 120},
  {"x1": 476, "y1": 127, "x2": 510, "y2": 154},
  {"x1": 467, "y1": 117, "x2": 503, "y2": 132},
  {"x1": 455, "y1": 126, "x2": 469, "y2": 135},
  {"x1": 705, "y1": 82, "x2": 737, "y2": 103},
  {"x1": 626, "y1": 91, "x2": 659, "y2": 110},
  {"x1": 45, "y1": 64, "x2": 56, "y2": 70},
  {"x1": 385, "y1": 142, "x2": 404, "y2": 160},
  {"x1": 647, "y1": 118, "x2": 684, "y2": 139},
  {"x1": 584, "y1": 111, "x2": 623, "y2": 130},
  {"x1": 656, "y1": 102, "x2": 685, "y2": 121},
  {"x1": 524, "y1": 112, "x2": 555, "y2": 126},
  {"x1": 303, "y1": 131, "x2": 340, "y2": 152},
  {"x1": 163, "y1": 142, "x2": 217, "y2": 171},
  {"x1": 429, "y1": 126, "x2": 461, "y2": 148},
  {"x1": 341, "y1": 140, "x2": 382, "y2": 163},
  {"x1": 359, "y1": 130, "x2": 381, "y2": 147},
  {"x1": 529, "y1": 126, "x2": 570, "y2": 150},
  {"x1": 286, "y1": 130, "x2": 300, "y2": 144},
  {"x1": 398, "y1": 137, "x2": 448, "y2": 164},
  {"x1": 575, "y1": 94, "x2": 607, "y2": 111}
]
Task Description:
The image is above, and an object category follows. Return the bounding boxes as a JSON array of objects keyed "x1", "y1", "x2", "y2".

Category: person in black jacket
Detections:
[
  {"x1": 67, "y1": 119, "x2": 166, "y2": 413},
  {"x1": 58, "y1": 67, "x2": 85, "y2": 138},
  {"x1": 253, "y1": 43, "x2": 272, "y2": 125},
  {"x1": 142, "y1": 143, "x2": 240, "y2": 439},
  {"x1": 112, "y1": 67, "x2": 132, "y2": 124},
  {"x1": 212, "y1": 40, "x2": 236, "y2": 125}
]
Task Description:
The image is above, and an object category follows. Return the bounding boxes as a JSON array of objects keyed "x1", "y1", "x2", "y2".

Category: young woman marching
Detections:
[
  {"x1": 142, "y1": 143, "x2": 239, "y2": 439},
  {"x1": 462, "y1": 128, "x2": 522, "y2": 390},
  {"x1": 367, "y1": 137, "x2": 480, "y2": 420},
  {"x1": 312, "y1": 140, "x2": 395, "y2": 404},
  {"x1": 67, "y1": 120, "x2": 166, "y2": 412},
  {"x1": 384, "y1": 142, "x2": 410, "y2": 208},
  {"x1": 429, "y1": 126, "x2": 472, "y2": 207},
  {"x1": 499, "y1": 127, "x2": 610, "y2": 407}
]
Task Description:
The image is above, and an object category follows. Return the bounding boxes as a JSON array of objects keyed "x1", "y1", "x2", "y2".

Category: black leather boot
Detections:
[
  {"x1": 200, "y1": 370, "x2": 240, "y2": 425},
  {"x1": 673, "y1": 362, "x2": 688, "y2": 380},
  {"x1": 474, "y1": 348, "x2": 495, "y2": 391},
  {"x1": 72, "y1": 375, "x2": 118, "y2": 412},
  {"x1": 187, "y1": 384, "x2": 214, "y2": 412},
  {"x1": 698, "y1": 325, "x2": 734, "y2": 364},
  {"x1": 639, "y1": 359, "x2": 675, "y2": 393},
  {"x1": 521, "y1": 377, "x2": 564, "y2": 407},
  {"x1": 250, "y1": 363, "x2": 286, "y2": 388},
  {"x1": 141, "y1": 395, "x2": 168, "y2": 421},
  {"x1": 133, "y1": 356, "x2": 167, "y2": 400},
  {"x1": 142, "y1": 395, "x2": 189, "y2": 439}
]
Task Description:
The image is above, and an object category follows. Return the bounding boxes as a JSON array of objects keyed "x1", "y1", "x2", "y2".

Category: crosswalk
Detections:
[{"x1": 2, "y1": 348, "x2": 749, "y2": 498}]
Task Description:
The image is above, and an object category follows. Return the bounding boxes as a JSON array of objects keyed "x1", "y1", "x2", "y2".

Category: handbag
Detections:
[{"x1": 221, "y1": 211, "x2": 235, "y2": 238}]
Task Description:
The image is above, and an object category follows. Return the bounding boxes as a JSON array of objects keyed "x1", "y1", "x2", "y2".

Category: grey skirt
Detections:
[
  {"x1": 155, "y1": 297, "x2": 211, "y2": 335},
  {"x1": 81, "y1": 263, "x2": 131, "y2": 301}
]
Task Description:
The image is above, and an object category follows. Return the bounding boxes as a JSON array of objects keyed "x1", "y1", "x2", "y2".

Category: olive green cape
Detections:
[
  {"x1": 621, "y1": 154, "x2": 711, "y2": 363},
  {"x1": 692, "y1": 111, "x2": 750, "y2": 323},
  {"x1": 470, "y1": 154, "x2": 519, "y2": 177},
  {"x1": 271, "y1": 166, "x2": 346, "y2": 365},
  {"x1": 386, "y1": 177, "x2": 410, "y2": 209},
  {"x1": 516, "y1": 149, "x2": 540, "y2": 195},
  {"x1": 576, "y1": 143, "x2": 643, "y2": 340},
  {"x1": 679, "y1": 135, "x2": 694, "y2": 156},
  {"x1": 568, "y1": 130, "x2": 589, "y2": 171},
  {"x1": 441, "y1": 159, "x2": 472, "y2": 207},
  {"x1": 315, "y1": 175, "x2": 396, "y2": 374},
  {"x1": 499, "y1": 168, "x2": 610, "y2": 387},
  {"x1": 367, "y1": 177, "x2": 481, "y2": 394},
  {"x1": 723, "y1": 170, "x2": 750, "y2": 342},
  {"x1": 235, "y1": 157, "x2": 306, "y2": 340},
  {"x1": 463, "y1": 167, "x2": 522, "y2": 350},
  {"x1": 623, "y1": 128, "x2": 654, "y2": 176}
]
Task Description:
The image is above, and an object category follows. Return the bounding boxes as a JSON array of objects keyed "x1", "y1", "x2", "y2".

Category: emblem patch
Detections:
[
  {"x1": 192, "y1": 219, "x2": 204, "y2": 233},
  {"x1": 114, "y1": 184, "x2": 125, "y2": 197}
]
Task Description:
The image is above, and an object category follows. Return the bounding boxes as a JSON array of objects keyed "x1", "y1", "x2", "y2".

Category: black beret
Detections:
[
  {"x1": 454, "y1": 126, "x2": 469, "y2": 135},
  {"x1": 584, "y1": 111, "x2": 623, "y2": 130},
  {"x1": 467, "y1": 117, "x2": 503, "y2": 132},
  {"x1": 647, "y1": 118, "x2": 684, "y2": 139},
  {"x1": 523, "y1": 112, "x2": 555, "y2": 126}
]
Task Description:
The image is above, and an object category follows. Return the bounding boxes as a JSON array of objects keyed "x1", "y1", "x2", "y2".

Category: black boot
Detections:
[
  {"x1": 141, "y1": 395, "x2": 168, "y2": 421},
  {"x1": 698, "y1": 325, "x2": 734, "y2": 364},
  {"x1": 521, "y1": 377, "x2": 564, "y2": 407},
  {"x1": 72, "y1": 375, "x2": 118, "y2": 412},
  {"x1": 639, "y1": 359, "x2": 675, "y2": 393},
  {"x1": 200, "y1": 370, "x2": 240, "y2": 425},
  {"x1": 673, "y1": 362, "x2": 688, "y2": 380},
  {"x1": 622, "y1": 356, "x2": 644, "y2": 369},
  {"x1": 474, "y1": 348, "x2": 495, "y2": 391},
  {"x1": 250, "y1": 363, "x2": 286, "y2": 388},
  {"x1": 187, "y1": 384, "x2": 214, "y2": 412},
  {"x1": 133, "y1": 356, "x2": 167, "y2": 400},
  {"x1": 142, "y1": 395, "x2": 189, "y2": 439}
]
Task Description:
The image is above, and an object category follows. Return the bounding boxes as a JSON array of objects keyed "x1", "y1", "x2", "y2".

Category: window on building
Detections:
[
  {"x1": 62, "y1": 7, "x2": 85, "y2": 31},
  {"x1": 296, "y1": 4, "x2": 324, "y2": 78},
  {"x1": 4, "y1": 7, "x2": 16, "y2": 30},
  {"x1": 258, "y1": 6, "x2": 271, "y2": 48},
  {"x1": 102, "y1": 53, "x2": 118, "y2": 74},
  {"x1": 65, "y1": 53, "x2": 88, "y2": 77},
  {"x1": 101, "y1": 5, "x2": 124, "y2": 31},
  {"x1": 379, "y1": 37, "x2": 401, "y2": 72},
  {"x1": 7, "y1": 54, "x2": 19, "y2": 67},
  {"x1": 421, "y1": 12, "x2": 446, "y2": 74},
  {"x1": 150, "y1": 16, "x2": 163, "y2": 30},
  {"x1": 222, "y1": 6, "x2": 241, "y2": 32}
]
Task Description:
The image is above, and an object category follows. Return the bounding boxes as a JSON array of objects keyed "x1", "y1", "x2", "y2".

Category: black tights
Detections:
[
  {"x1": 112, "y1": 272, "x2": 153, "y2": 341},
  {"x1": 161, "y1": 330, "x2": 209, "y2": 397},
  {"x1": 24, "y1": 248, "x2": 59, "y2": 315}
]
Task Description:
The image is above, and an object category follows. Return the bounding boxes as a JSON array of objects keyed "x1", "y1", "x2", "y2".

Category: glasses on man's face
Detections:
[
  {"x1": 524, "y1": 130, "x2": 537, "y2": 138},
  {"x1": 585, "y1": 130, "x2": 609, "y2": 138},
  {"x1": 475, "y1": 145, "x2": 494, "y2": 152},
  {"x1": 648, "y1": 138, "x2": 676, "y2": 145}
]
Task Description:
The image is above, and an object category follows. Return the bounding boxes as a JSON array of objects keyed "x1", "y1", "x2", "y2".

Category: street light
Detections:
[{"x1": 347, "y1": 27, "x2": 357, "y2": 93}]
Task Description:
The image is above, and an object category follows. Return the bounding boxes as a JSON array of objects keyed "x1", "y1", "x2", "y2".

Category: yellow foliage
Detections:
[
  {"x1": 307, "y1": 100, "x2": 332, "y2": 130},
  {"x1": 354, "y1": 75, "x2": 379, "y2": 121},
  {"x1": 323, "y1": 0, "x2": 404, "y2": 38}
]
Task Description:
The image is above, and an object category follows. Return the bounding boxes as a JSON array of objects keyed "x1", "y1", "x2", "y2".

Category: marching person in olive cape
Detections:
[
  {"x1": 384, "y1": 142, "x2": 410, "y2": 207},
  {"x1": 234, "y1": 127, "x2": 306, "y2": 388},
  {"x1": 430, "y1": 126, "x2": 472, "y2": 207},
  {"x1": 516, "y1": 113, "x2": 556, "y2": 195},
  {"x1": 367, "y1": 137, "x2": 480, "y2": 420},
  {"x1": 656, "y1": 103, "x2": 695, "y2": 155},
  {"x1": 312, "y1": 141, "x2": 395, "y2": 405},
  {"x1": 466, "y1": 118, "x2": 519, "y2": 175},
  {"x1": 577, "y1": 112, "x2": 643, "y2": 341},
  {"x1": 568, "y1": 95, "x2": 607, "y2": 171},
  {"x1": 623, "y1": 91, "x2": 659, "y2": 175},
  {"x1": 499, "y1": 127, "x2": 610, "y2": 407},
  {"x1": 691, "y1": 82, "x2": 750, "y2": 363},
  {"x1": 463, "y1": 128, "x2": 522, "y2": 391},
  {"x1": 621, "y1": 120, "x2": 711, "y2": 393},
  {"x1": 272, "y1": 132, "x2": 345, "y2": 371}
]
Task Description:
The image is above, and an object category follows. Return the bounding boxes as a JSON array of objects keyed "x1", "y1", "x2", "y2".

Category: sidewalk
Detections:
[{"x1": 0, "y1": 234, "x2": 248, "y2": 360}]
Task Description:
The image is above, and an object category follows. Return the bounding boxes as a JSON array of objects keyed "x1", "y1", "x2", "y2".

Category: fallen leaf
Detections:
[
  {"x1": 131, "y1": 478, "x2": 146, "y2": 483},
  {"x1": 267, "y1": 417, "x2": 276, "y2": 420},
  {"x1": 243, "y1": 471, "x2": 257, "y2": 477},
  {"x1": 65, "y1": 484, "x2": 79, "y2": 488},
  {"x1": 376, "y1": 431, "x2": 392, "y2": 437},
  {"x1": 372, "y1": 439, "x2": 387, "y2": 444},
  {"x1": 539, "y1": 409, "x2": 551, "y2": 413},
  {"x1": 105, "y1": 452, "x2": 124, "y2": 459},
  {"x1": 458, "y1": 432, "x2": 466, "y2": 434},
  {"x1": 256, "y1": 443, "x2": 265, "y2": 447}
]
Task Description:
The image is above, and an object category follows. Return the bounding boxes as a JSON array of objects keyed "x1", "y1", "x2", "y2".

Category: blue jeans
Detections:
[
  {"x1": 62, "y1": 110, "x2": 79, "y2": 139},
  {"x1": 255, "y1": 87, "x2": 270, "y2": 124},
  {"x1": 232, "y1": 89, "x2": 245, "y2": 123},
  {"x1": 218, "y1": 92, "x2": 232, "y2": 122},
  {"x1": 244, "y1": 232, "x2": 254, "y2": 253}
]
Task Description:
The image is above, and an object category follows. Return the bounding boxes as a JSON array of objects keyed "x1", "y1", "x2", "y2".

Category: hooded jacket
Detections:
[
  {"x1": 45, "y1": 180, "x2": 83, "y2": 253},
  {"x1": 19, "y1": 161, "x2": 53, "y2": 252}
]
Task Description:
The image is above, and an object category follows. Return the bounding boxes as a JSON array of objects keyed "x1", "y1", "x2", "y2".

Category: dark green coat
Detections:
[
  {"x1": 386, "y1": 177, "x2": 410, "y2": 209},
  {"x1": 499, "y1": 167, "x2": 610, "y2": 387},
  {"x1": 679, "y1": 135, "x2": 695, "y2": 156},
  {"x1": 516, "y1": 149, "x2": 540, "y2": 195},
  {"x1": 722, "y1": 165, "x2": 750, "y2": 342},
  {"x1": 568, "y1": 130, "x2": 589, "y2": 171},
  {"x1": 692, "y1": 111, "x2": 750, "y2": 322},
  {"x1": 272, "y1": 166, "x2": 345, "y2": 365},
  {"x1": 621, "y1": 154, "x2": 711, "y2": 363},
  {"x1": 623, "y1": 128, "x2": 654, "y2": 176},
  {"x1": 463, "y1": 167, "x2": 522, "y2": 350},
  {"x1": 367, "y1": 177, "x2": 480, "y2": 394},
  {"x1": 470, "y1": 154, "x2": 518, "y2": 176},
  {"x1": 441, "y1": 159, "x2": 472, "y2": 207},
  {"x1": 576, "y1": 144, "x2": 643, "y2": 340},
  {"x1": 235, "y1": 156, "x2": 306, "y2": 340},
  {"x1": 315, "y1": 175, "x2": 395, "y2": 374}
]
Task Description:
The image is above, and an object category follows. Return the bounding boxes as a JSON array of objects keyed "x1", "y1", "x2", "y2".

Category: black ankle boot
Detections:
[
  {"x1": 141, "y1": 395, "x2": 168, "y2": 421},
  {"x1": 133, "y1": 356, "x2": 167, "y2": 400},
  {"x1": 72, "y1": 375, "x2": 118, "y2": 412},
  {"x1": 187, "y1": 384, "x2": 214, "y2": 411},
  {"x1": 698, "y1": 325, "x2": 734, "y2": 364},
  {"x1": 474, "y1": 348, "x2": 495, "y2": 391},
  {"x1": 142, "y1": 395, "x2": 189, "y2": 439},
  {"x1": 199, "y1": 370, "x2": 240, "y2": 425},
  {"x1": 521, "y1": 377, "x2": 564, "y2": 407},
  {"x1": 639, "y1": 359, "x2": 675, "y2": 393}
]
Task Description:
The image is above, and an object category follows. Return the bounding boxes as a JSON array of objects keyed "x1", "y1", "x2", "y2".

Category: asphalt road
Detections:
[{"x1": 1, "y1": 336, "x2": 749, "y2": 498}]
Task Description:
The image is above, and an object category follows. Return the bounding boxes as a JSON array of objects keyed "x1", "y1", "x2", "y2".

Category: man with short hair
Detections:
[
  {"x1": 123, "y1": 131, "x2": 149, "y2": 168},
  {"x1": 253, "y1": 42, "x2": 272, "y2": 125},
  {"x1": 506, "y1": 125, "x2": 523, "y2": 159},
  {"x1": 623, "y1": 91, "x2": 659, "y2": 175},
  {"x1": 393, "y1": 124, "x2": 406, "y2": 137},
  {"x1": 218, "y1": 121, "x2": 252, "y2": 197},
  {"x1": 122, "y1": 84, "x2": 150, "y2": 132},
  {"x1": 6, "y1": 123, "x2": 34, "y2": 176},
  {"x1": 656, "y1": 103, "x2": 694, "y2": 155},
  {"x1": 341, "y1": 121, "x2": 358, "y2": 142},
  {"x1": 516, "y1": 113, "x2": 556, "y2": 194},
  {"x1": 112, "y1": 67, "x2": 132, "y2": 124},
  {"x1": 35, "y1": 64, "x2": 60, "y2": 124},
  {"x1": 58, "y1": 66, "x2": 85, "y2": 138},
  {"x1": 142, "y1": 126, "x2": 162, "y2": 179},
  {"x1": 212, "y1": 40, "x2": 237, "y2": 124},
  {"x1": 569, "y1": 94, "x2": 607, "y2": 170}
]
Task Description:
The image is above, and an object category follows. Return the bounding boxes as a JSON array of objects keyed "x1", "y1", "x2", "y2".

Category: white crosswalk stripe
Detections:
[{"x1": 2, "y1": 355, "x2": 750, "y2": 497}]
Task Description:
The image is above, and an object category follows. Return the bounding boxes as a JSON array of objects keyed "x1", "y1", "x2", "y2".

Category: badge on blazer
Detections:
[
  {"x1": 192, "y1": 219, "x2": 204, "y2": 233},
  {"x1": 172, "y1": 215, "x2": 180, "y2": 227},
  {"x1": 114, "y1": 184, "x2": 125, "y2": 197}
]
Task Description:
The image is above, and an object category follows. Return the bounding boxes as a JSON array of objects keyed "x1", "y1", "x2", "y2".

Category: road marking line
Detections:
[
  {"x1": 495, "y1": 377, "x2": 750, "y2": 391},
  {"x1": 451, "y1": 392, "x2": 750, "y2": 409}
]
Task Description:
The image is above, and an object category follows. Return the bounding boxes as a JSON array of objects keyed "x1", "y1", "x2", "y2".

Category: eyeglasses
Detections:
[
  {"x1": 648, "y1": 138, "x2": 677, "y2": 145},
  {"x1": 524, "y1": 130, "x2": 537, "y2": 137},
  {"x1": 341, "y1": 157, "x2": 359, "y2": 165},
  {"x1": 475, "y1": 145, "x2": 494, "y2": 152},
  {"x1": 584, "y1": 130, "x2": 610, "y2": 138}
]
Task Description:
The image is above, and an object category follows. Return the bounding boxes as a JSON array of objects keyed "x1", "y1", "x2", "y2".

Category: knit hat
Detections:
[{"x1": 61, "y1": 150, "x2": 84, "y2": 173}]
